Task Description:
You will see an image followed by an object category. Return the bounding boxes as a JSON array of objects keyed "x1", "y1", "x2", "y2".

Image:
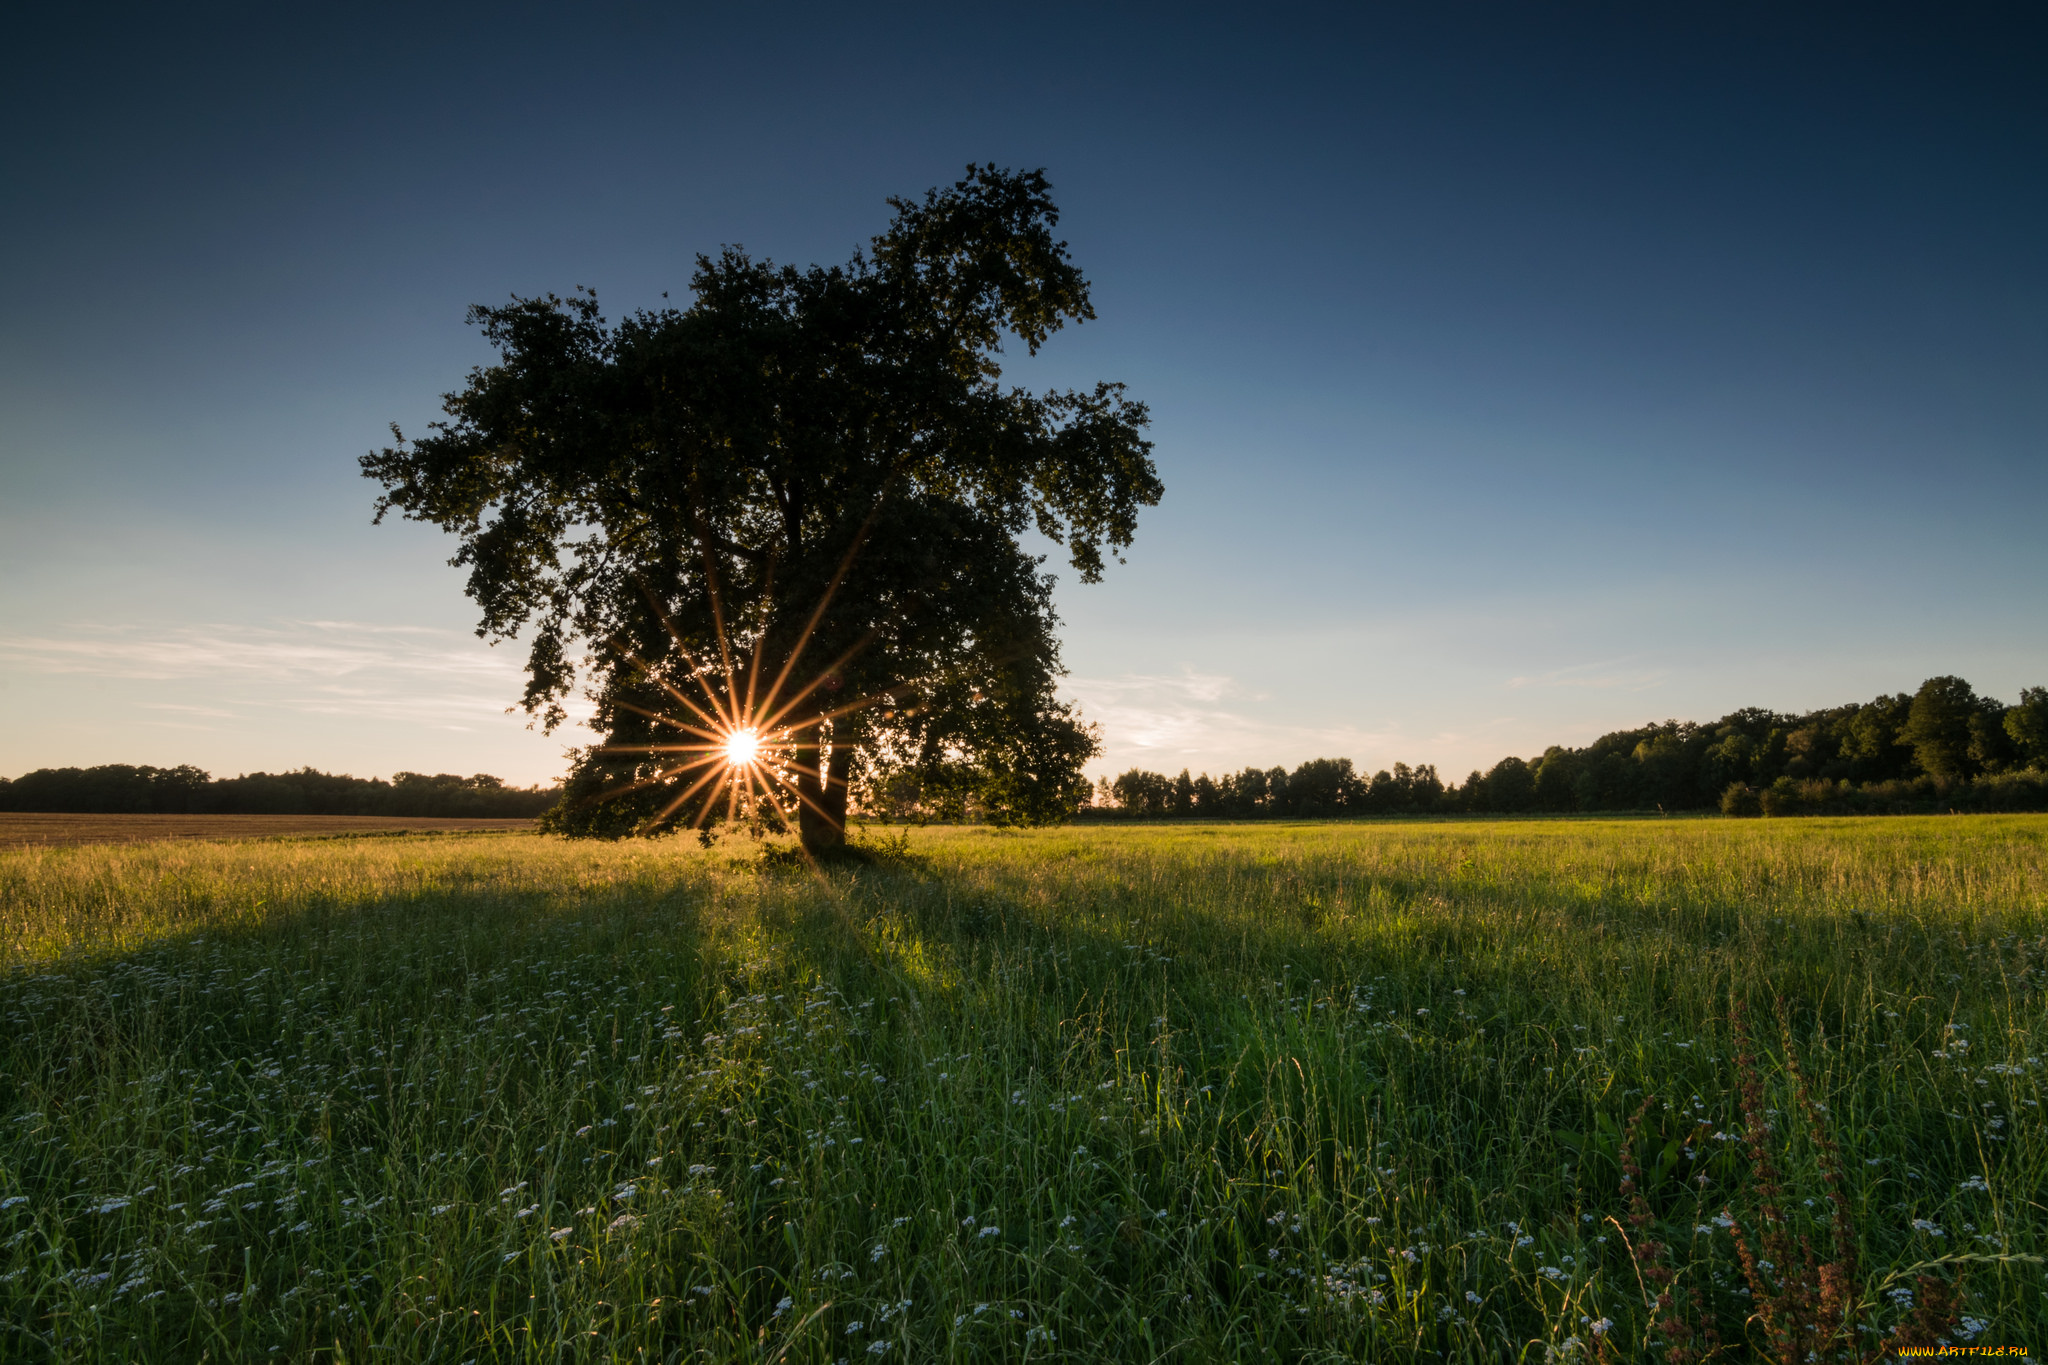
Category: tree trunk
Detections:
[{"x1": 796, "y1": 736, "x2": 851, "y2": 854}]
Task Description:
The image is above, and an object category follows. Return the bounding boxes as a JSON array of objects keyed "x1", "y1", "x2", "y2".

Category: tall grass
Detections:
[{"x1": 2, "y1": 817, "x2": 2043, "y2": 1361}]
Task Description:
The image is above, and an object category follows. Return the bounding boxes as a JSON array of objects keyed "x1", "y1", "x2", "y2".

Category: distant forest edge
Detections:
[
  {"x1": 10, "y1": 676, "x2": 2047, "y2": 825},
  {"x1": 1086, "y1": 676, "x2": 2048, "y2": 819},
  {"x1": 0, "y1": 767, "x2": 559, "y2": 819}
]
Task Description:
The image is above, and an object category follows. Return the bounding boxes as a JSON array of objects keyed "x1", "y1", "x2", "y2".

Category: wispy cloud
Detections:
[
  {"x1": 0, "y1": 620, "x2": 511, "y2": 684},
  {"x1": 1505, "y1": 659, "x2": 1667, "y2": 692},
  {"x1": 1064, "y1": 667, "x2": 1401, "y2": 774},
  {"x1": 138, "y1": 701, "x2": 240, "y2": 719},
  {"x1": 0, "y1": 621, "x2": 594, "y2": 730}
]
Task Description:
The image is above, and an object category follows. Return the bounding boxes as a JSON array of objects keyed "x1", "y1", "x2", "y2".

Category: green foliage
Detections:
[
  {"x1": 1971, "y1": 708, "x2": 2021, "y2": 773},
  {"x1": 1109, "y1": 767, "x2": 1177, "y2": 815},
  {"x1": 1286, "y1": 757, "x2": 1356, "y2": 816},
  {"x1": 1903, "y1": 676, "x2": 1994, "y2": 781},
  {"x1": 1532, "y1": 749, "x2": 1579, "y2": 812},
  {"x1": 1087, "y1": 675, "x2": 2048, "y2": 822},
  {"x1": 1757, "y1": 771, "x2": 2048, "y2": 816},
  {"x1": 1464, "y1": 678, "x2": 2048, "y2": 816},
  {"x1": 1100, "y1": 759, "x2": 1443, "y2": 819},
  {"x1": 0, "y1": 765, "x2": 556, "y2": 818},
  {"x1": 1483, "y1": 756, "x2": 1535, "y2": 812},
  {"x1": 361, "y1": 165, "x2": 1158, "y2": 850},
  {"x1": 2009, "y1": 688, "x2": 2048, "y2": 769},
  {"x1": 534, "y1": 746, "x2": 667, "y2": 839},
  {"x1": 965, "y1": 705, "x2": 1100, "y2": 827},
  {"x1": 3, "y1": 819, "x2": 2042, "y2": 1359},
  {"x1": 0, "y1": 765, "x2": 210, "y2": 813},
  {"x1": 1720, "y1": 782, "x2": 1762, "y2": 817}
]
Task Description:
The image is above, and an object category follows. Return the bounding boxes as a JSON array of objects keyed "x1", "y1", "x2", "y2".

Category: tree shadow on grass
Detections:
[
  {"x1": 0, "y1": 869, "x2": 721, "y2": 1111},
  {"x1": 6, "y1": 836, "x2": 2006, "y2": 1363}
]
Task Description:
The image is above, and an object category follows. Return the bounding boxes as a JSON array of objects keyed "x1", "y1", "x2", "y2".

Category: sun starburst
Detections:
[
  {"x1": 580, "y1": 516, "x2": 911, "y2": 850},
  {"x1": 723, "y1": 727, "x2": 762, "y2": 767}
]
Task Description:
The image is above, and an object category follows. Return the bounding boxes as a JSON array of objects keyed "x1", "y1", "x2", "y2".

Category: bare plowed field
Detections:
[{"x1": 0, "y1": 812, "x2": 538, "y2": 848}]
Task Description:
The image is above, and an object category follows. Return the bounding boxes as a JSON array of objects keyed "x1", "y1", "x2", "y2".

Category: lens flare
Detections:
[
  {"x1": 724, "y1": 727, "x2": 762, "y2": 767},
  {"x1": 588, "y1": 511, "x2": 906, "y2": 848}
]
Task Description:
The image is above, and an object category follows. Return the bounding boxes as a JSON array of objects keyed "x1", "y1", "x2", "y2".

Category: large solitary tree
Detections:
[{"x1": 362, "y1": 166, "x2": 1161, "y2": 852}]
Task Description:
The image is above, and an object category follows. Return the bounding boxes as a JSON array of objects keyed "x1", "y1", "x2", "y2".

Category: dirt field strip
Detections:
[{"x1": 0, "y1": 812, "x2": 539, "y2": 849}]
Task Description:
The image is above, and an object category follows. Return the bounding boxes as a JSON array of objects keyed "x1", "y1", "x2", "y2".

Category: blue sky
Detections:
[{"x1": 4, "y1": 3, "x2": 2044, "y2": 786}]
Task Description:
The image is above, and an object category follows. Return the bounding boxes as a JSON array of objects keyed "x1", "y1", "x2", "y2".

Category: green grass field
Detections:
[{"x1": 2, "y1": 817, "x2": 2044, "y2": 1362}]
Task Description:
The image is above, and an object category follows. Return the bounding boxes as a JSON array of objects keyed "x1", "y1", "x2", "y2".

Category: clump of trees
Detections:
[
  {"x1": 1089, "y1": 676, "x2": 2048, "y2": 819},
  {"x1": 1092, "y1": 758, "x2": 1446, "y2": 818},
  {"x1": 0, "y1": 766, "x2": 558, "y2": 818}
]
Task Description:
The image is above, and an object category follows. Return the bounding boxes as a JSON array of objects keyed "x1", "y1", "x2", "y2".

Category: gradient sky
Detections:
[{"x1": 4, "y1": 3, "x2": 2044, "y2": 788}]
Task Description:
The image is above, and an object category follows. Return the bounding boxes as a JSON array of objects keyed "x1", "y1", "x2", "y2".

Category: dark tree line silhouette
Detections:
[
  {"x1": 1098, "y1": 757, "x2": 1447, "y2": 818},
  {"x1": 11, "y1": 677, "x2": 2044, "y2": 824},
  {"x1": 0, "y1": 766, "x2": 558, "y2": 819},
  {"x1": 1089, "y1": 676, "x2": 2048, "y2": 819}
]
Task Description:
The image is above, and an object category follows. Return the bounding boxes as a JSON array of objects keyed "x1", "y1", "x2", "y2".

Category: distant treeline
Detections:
[
  {"x1": 0, "y1": 765, "x2": 560, "y2": 819},
  {"x1": 1088, "y1": 675, "x2": 2048, "y2": 819}
]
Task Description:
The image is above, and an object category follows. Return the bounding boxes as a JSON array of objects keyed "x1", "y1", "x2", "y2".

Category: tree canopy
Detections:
[{"x1": 362, "y1": 165, "x2": 1160, "y2": 850}]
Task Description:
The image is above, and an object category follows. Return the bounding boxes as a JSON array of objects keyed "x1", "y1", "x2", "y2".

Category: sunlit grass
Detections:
[{"x1": 2, "y1": 816, "x2": 2044, "y2": 1360}]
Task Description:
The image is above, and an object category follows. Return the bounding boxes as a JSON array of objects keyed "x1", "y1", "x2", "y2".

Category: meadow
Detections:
[
  {"x1": 0, "y1": 813, "x2": 539, "y2": 851},
  {"x1": 1, "y1": 816, "x2": 2043, "y2": 1362}
]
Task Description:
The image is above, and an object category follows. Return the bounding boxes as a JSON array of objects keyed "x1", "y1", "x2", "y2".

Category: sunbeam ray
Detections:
[
  {"x1": 561, "y1": 500, "x2": 912, "y2": 840},
  {"x1": 632, "y1": 581, "x2": 741, "y2": 730},
  {"x1": 756, "y1": 630, "x2": 884, "y2": 736},
  {"x1": 750, "y1": 506, "x2": 882, "y2": 731},
  {"x1": 741, "y1": 549, "x2": 778, "y2": 728},
  {"x1": 611, "y1": 698, "x2": 729, "y2": 745},
  {"x1": 610, "y1": 635, "x2": 734, "y2": 738},
  {"x1": 650, "y1": 763, "x2": 729, "y2": 828},
  {"x1": 695, "y1": 536, "x2": 743, "y2": 724}
]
